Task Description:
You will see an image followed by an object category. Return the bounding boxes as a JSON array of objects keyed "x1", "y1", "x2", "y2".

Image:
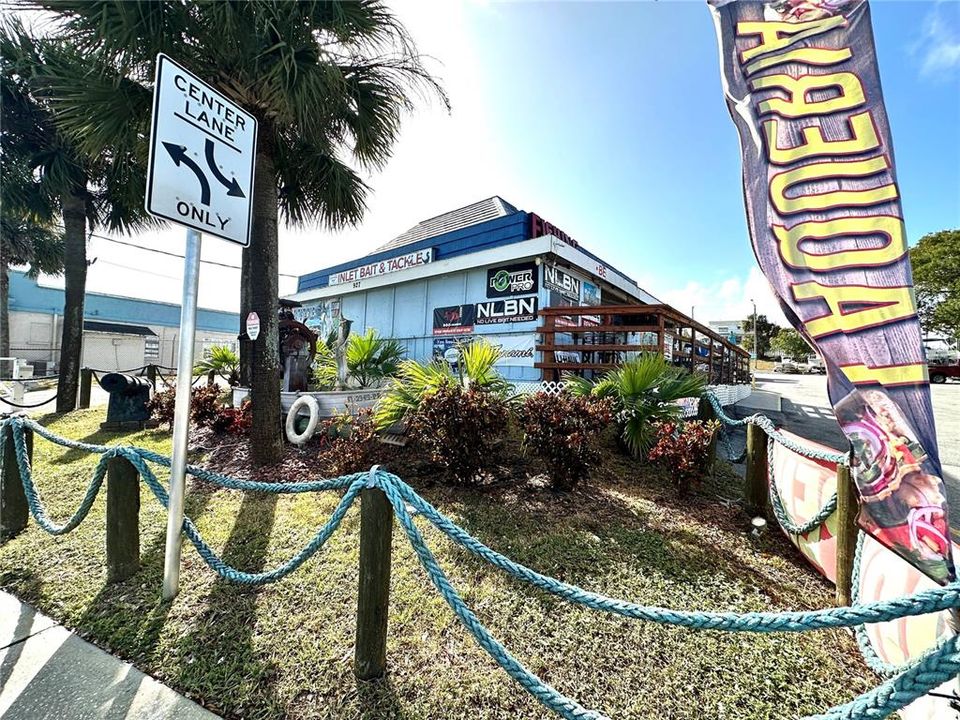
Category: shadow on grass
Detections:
[
  {"x1": 72, "y1": 479, "x2": 219, "y2": 666},
  {"x1": 407, "y1": 447, "x2": 830, "y2": 612},
  {"x1": 44, "y1": 424, "x2": 172, "y2": 466},
  {"x1": 173, "y1": 491, "x2": 281, "y2": 718},
  {"x1": 354, "y1": 675, "x2": 409, "y2": 719}
]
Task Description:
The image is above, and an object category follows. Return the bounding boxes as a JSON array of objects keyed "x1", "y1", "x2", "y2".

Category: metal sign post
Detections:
[
  {"x1": 145, "y1": 53, "x2": 257, "y2": 601},
  {"x1": 162, "y1": 227, "x2": 201, "y2": 600}
]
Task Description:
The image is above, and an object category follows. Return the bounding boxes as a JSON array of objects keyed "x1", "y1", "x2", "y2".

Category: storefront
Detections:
[{"x1": 288, "y1": 197, "x2": 662, "y2": 382}]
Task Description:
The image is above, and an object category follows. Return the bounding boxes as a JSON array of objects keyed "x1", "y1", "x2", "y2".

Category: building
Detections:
[
  {"x1": 709, "y1": 319, "x2": 745, "y2": 346},
  {"x1": 289, "y1": 197, "x2": 748, "y2": 384},
  {"x1": 6, "y1": 270, "x2": 240, "y2": 374}
]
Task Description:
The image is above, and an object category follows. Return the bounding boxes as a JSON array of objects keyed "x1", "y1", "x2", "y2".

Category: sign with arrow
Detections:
[{"x1": 146, "y1": 53, "x2": 257, "y2": 246}]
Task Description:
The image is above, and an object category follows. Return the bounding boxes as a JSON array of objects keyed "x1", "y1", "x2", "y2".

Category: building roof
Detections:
[
  {"x1": 83, "y1": 320, "x2": 157, "y2": 336},
  {"x1": 369, "y1": 196, "x2": 519, "y2": 254},
  {"x1": 9, "y1": 270, "x2": 239, "y2": 334}
]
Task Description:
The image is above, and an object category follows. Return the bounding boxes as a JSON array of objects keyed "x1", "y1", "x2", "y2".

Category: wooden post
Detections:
[
  {"x1": 106, "y1": 455, "x2": 140, "y2": 582},
  {"x1": 1, "y1": 423, "x2": 32, "y2": 539},
  {"x1": 697, "y1": 395, "x2": 717, "y2": 422},
  {"x1": 355, "y1": 486, "x2": 393, "y2": 680},
  {"x1": 146, "y1": 364, "x2": 158, "y2": 392},
  {"x1": 78, "y1": 368, "x2": 93, "y2": 410},
  {"x1": 744, "y1": 423, "x2": 768, "y2": 515},
  {"x1": 835, "y1": 463, "x2": 858, "y2": 606}
]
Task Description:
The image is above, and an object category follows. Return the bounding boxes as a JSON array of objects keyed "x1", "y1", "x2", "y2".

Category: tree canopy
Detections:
[
  {"x1": 741, "y1": 313, "x2": 780, "y2": 358},
  {"x1": 770, "y1": 328, "x2": 811, "y2": 361},
  {"x1": 25, "y1": 0, "x2": 446, "y2": 462},
  {"x1": 909, "y1": 229, "x2": 960, "y2": 340},
  {"x1": 25, "y1": 0, "x2": 447, "y2": 230}
]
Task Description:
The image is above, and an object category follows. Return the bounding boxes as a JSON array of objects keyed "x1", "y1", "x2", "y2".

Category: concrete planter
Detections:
[{"x1": 232, "y1": 387, "x2": 385, "y2": 418}]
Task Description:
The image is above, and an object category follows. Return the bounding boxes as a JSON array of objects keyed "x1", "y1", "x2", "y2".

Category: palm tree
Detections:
[
  {"x1": 31, "y1": 1, "x2": 446, "y2": 463},
  {"x1": 346, "y1": 329, "x2": 405, "y2": 389},
  {"x1": 0, "y1": 148, "x2": 64, "y2": 359},
  {"x1": 193, "y1": 345, "x2": 240, "y2": 386},
  {"x1": 566, "y1": 353, "x2": 706, "y2": 457},
  {"x1": 1, "y1": 20, "x2": 148, "y2": 409}
]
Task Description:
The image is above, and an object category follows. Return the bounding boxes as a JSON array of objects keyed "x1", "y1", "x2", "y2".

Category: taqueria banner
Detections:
[{"x1": 708, "y1": 0, "x2": 954, "y2": 583}]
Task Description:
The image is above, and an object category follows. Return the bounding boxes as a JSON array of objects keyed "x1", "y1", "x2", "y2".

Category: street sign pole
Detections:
[
  {"x1": 161, "y1": 227, "x2": 202, "y2": 601},
  {"x1": 146, "y1": 53, "x2": 257, "y2": 601}
]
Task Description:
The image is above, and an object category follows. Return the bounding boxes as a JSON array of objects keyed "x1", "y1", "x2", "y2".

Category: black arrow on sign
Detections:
[
  {"x1": 205, "y1": 139, "x2": 245, "y2": 198},
  {"x1": 163, "y1": 142, "x2": 211, "y2": 206}
]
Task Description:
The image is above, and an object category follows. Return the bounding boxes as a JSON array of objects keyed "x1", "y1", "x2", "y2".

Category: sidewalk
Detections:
[{"x1": 0, "y1": 591, "x2": 218, "y2": 720}]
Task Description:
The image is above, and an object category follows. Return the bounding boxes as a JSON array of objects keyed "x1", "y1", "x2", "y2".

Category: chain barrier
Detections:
[
  {"x1": 0, "y1": 392, "x2": 60, "y2": 409},
  {"x1": 1, "y1": 414, "x2": 958, "y2": 720}
]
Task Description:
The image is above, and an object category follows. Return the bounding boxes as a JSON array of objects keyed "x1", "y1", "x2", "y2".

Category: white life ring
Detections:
[{"x1": 285, "y1": 395, "x2": 321, "y2": 445}]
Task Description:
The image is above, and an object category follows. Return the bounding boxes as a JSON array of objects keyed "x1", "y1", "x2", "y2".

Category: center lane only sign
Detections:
[{"x1": 146, "y1": 54, "x2": 258, "y2": 246}]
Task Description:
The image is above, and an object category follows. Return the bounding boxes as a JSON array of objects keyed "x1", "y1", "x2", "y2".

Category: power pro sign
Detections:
[{"x1": 146, "y1": 54, "x2": 258, "y2": 246}]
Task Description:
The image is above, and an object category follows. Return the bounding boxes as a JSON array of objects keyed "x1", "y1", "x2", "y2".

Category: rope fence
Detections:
[{"x1": 0, "y1": 401, "x2": 957, "y2": 720}]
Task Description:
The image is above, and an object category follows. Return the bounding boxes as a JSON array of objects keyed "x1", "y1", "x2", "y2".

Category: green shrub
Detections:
[
  {"x1": 147, "y1": 388, "x2": 177, "y2": 428},
  {"x1": 347, "y1": 329, "x2": 405, "y2": 388},
  {"x1": 518, "y1": 392, "x2": 613, "y2": 491},
  {"x1": 317, "y1": 409, "x2": 381, "y2": 475},
  {"x1": 375, "y1": 338, "x2": 509, "y2": 431},
  {"x1": 566, "y1": 353, "x2": 706, "y2": 458},
  {"x1": 311, "y1": 329, "x2": 405, "y2": 390},
  {"x1": 193, "y1": 345, "x2": 239, "y2": 386},
  {"x1": 211, "y1": 398, "x2": 252, "y2": 434},
  {"x1": 408, "y1": 384, "x2": 508, "y2": 484}
]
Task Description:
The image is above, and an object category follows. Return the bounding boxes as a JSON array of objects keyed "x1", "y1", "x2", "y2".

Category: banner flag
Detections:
[{"x1": 708, "y1": 0, "x2": 954, "y2": 583}]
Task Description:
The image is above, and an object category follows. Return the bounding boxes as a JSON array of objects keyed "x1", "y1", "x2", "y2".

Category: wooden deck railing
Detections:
[{"x1": 536, "y1": 304, "x2": 751, "y2": 384}]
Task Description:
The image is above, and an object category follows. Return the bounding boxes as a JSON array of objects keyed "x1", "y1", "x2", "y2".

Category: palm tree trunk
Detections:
[
  {"x1": 248, "y1": 125, "x2": 283, "y2": 465},
  {"x1": 56, "y1": 190, "x2": 87, "y2": 412},
  {"x1": 0, "y1": 263, "x2": 10, "y2": 360},
  {"x1": 239, "y1": 247, "x2": 253, "y2": 387}
]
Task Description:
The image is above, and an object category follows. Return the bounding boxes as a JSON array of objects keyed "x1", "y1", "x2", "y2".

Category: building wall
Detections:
[
  {"x1": 295, "y1": 254, "x2": 626, "y2": 382},
  {"x1": 8, "y1": 271, "x2": 238, "y2": 333},
  {"x1": 298, "y1": 257, "x2": 547, "y2": 381},
  {"x1": 6, "y1": 271, "x2": 240, "y2": 373}
]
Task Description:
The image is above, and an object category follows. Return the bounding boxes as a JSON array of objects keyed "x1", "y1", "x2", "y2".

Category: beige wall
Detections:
[{"x1": 7, "y1": 310, "x2": 238, "y2": 373}]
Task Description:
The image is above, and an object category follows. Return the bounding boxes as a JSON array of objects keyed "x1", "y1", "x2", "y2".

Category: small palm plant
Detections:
[
  {"x1": 347, "y1": 329, "x2": 405, "y2": 389},
  {"x1": 194, "y1": 345, "x2": 240, "y2": 386},
  {"x1": 312, "y1": 341, "x2": 338, "y2": 391},
  {"x1": 375, "y1": 338, "x2": 507, "y2": 430},
  {"x1": 565, "y1": 353, "x2": 706, "y2": 457}
]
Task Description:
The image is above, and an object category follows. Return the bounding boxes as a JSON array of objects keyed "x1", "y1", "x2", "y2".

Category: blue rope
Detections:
[
  {"x1": 704, "y1": 391, "x2": 849, "y2": 466},
  {"x1": 768, "y1": 460, "x2": 839, "y2": 536},
  {"x1": 384, "y1": 472, "x2": 960, "y2": 631}
]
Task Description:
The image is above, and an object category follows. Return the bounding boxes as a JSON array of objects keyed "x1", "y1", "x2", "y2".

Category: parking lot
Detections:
[{"x1": 751, "y1": 372, "x2": 960, "y2": 542}]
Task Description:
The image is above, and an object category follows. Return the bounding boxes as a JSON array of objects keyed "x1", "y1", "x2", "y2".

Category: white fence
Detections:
[{"x1": 510, "y1": 380, "x2": 751, "y2": 417}]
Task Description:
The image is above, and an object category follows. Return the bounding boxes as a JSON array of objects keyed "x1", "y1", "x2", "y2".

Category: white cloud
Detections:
[
  {"x1": 653, "y1": 266, "x2": 789, "y2": 327},
  {"x1": 916, "y1": 1, "x2": 960, "y2": 77}
]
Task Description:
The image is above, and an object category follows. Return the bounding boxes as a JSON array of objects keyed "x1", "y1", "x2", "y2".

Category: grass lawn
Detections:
[{"x1": 0, "y1": 408, "x2": 875, "y2": 720}]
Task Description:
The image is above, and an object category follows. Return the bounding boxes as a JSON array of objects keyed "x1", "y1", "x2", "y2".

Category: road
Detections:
[{"x1": 751, "y1": 372, "x2": 960, "y2": 542}]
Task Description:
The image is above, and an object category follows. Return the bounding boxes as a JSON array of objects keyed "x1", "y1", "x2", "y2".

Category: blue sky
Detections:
[
  {"x1": 452, "y1": 0, "x2": 960, "y2": 319},
  {"x1": 51, "y1": 1, "x2": 960, "y2": 321}
]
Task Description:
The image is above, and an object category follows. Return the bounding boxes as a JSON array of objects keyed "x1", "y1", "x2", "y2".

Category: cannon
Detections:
[{"x1": 97, "y1": 373, "x2": 155, "y2": 430}]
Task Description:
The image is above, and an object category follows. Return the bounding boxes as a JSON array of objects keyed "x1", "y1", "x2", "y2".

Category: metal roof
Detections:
[
  {"x1": 369, "y1": 196, "x2": 519, "y2": 254},
  {"x1": 83, "y1": 321, "x2": 157, "y2": 337}
]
